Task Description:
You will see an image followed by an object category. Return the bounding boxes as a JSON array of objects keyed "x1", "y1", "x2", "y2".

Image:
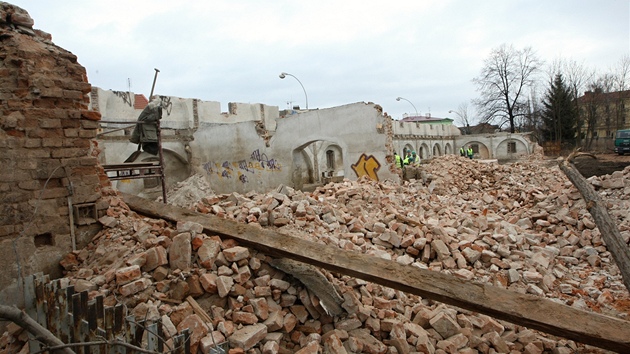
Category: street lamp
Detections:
[
  {"x1": 396, "y1": 97, "x2": 418, "y2": 118},
  {"x1": 279, "y1": 72, "x2": 308, "y2": 109}
]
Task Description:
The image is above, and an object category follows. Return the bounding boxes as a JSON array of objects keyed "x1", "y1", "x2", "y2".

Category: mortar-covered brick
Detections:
[
  {"x1": 228, "y1": 323, "x2": 267, "y2": 351},
  {"x1": 169, "y1": 232, "x2": 192, "y2": 271},
  {"x1": 115, "y1": 265, "x2": 141, "y2": 285},
  {"x1": 176, "y1": 314, "x2": 209, "y2": 354},
  {"x1": 223, "y1": 246, "x2": 250, "y2": 262},
  {"x1": 119, "y1": 278, "x2": 151, "y2": 297},
  {"x1": 143, "y1": 245, "x2": 168, "y2": 272}
]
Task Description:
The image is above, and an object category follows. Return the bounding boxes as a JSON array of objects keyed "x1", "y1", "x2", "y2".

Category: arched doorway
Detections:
[
  {"x1": 292, "y1": 140, "x2": 344, "y2": 190},
  {"x1": 433, "y1": 143, "x2": 442, "y2": 157}
]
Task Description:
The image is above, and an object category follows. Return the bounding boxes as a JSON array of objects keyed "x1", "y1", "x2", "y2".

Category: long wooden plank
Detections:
[
  {"x1": 123, "y1": 193, "x2": 630, "y2": 352},
  {"x1": 559, "y1": 155, "x2": 630, "y2": 292}
]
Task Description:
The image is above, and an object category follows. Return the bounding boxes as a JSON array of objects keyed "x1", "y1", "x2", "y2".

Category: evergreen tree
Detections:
[{"x1": 541, "y1": 74, "x2": 577, "y2": 146}]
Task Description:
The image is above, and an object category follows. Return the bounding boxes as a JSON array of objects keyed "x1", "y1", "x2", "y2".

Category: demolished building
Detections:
[
  {"x1": 4, "y1": 3, "x2": 629, "y2": 354},
  {"x1": 93, "y1": 87, "x2": 537, "y2": 199}
]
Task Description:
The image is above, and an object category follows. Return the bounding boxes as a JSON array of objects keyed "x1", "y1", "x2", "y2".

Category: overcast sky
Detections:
[{"x1": 9, "y1": 0, "x2": 630, "y2": 122}]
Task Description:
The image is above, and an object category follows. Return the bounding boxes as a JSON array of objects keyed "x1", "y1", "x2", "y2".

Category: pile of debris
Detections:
[{"x1": 3, "y1": 155, "x2": 630, "y2": 353}]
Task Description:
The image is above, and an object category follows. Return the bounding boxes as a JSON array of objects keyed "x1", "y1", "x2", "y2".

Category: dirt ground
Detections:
[{"x1": 572, "y1": 153, "x2": 630, "y2": 178}]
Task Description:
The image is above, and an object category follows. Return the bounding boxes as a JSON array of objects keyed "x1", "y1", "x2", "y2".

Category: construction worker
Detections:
[
  {"x1": 403, "y1": 153, "x2": 411, "y2": 166},
  {"x1": 411, "y1": 151, "x2": 420, "y2": 165},
  {"x1": 460, "y1": 146, "x2": 466, "y2": 157},
  {"x1": 467, "y1": 146, "x2": 474, "y2": 159},
  {"x1": 394, "y1": 152, "x2": 403, "y2": 169}
]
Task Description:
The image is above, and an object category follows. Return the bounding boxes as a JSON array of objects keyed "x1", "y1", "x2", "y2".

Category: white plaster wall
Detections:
[
  {"x1": 93, "y1": 88, "x2": 536, "y2": 196},
  {"x1": 191, "y1": 102, "x2": 397, "y2": 193},
  {"x1": 456, "y1": 133, "x2": 533, "y2": 160},
  {"x1": 392, "y1": 120, "x2": 461, "y2": 137}
]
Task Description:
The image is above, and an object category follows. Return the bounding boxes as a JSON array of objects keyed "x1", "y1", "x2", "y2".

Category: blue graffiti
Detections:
[
  {"x1": 203, "y1": 161, "x2": 215, "y2": 174},
  {"x1": 239, "y1": 174, "x2": 248, "y2": 183},
  {"x1": 250, "y1": 149, "x2": 281, "y2": 170},
  {"x1": 238, "y1": 160, "x2": 254, "y2": 173}
]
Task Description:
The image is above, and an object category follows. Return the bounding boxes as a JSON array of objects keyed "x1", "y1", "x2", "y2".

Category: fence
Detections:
[{"x1": 22, "y1": 273, "x2": 191, "y2": 354}]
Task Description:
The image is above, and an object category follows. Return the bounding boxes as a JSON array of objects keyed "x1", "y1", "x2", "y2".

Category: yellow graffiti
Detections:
[{"x1": 351, "y1": 154, "x2": 381, "y2": 181}]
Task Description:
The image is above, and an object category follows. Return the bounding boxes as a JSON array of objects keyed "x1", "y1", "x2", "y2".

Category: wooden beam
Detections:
[
  {"x1": 559, "y1": 154, "x2": 630, "y2": 292},
  {"x1": 122, "y1": 193, "x2": 630, "y2": 353}
]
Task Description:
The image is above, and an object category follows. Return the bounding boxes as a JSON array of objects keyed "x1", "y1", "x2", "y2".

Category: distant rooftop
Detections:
[
  {"x1": 400, "y1": 115, "x2": 453, "y2": 123},
  {"x1": 134, "y1": 94, "x2": 149, "y2": 110}
]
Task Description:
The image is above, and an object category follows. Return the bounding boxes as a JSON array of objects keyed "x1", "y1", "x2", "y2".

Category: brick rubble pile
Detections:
[{"x1": 3, "y1": 155, "x2": 630, "y2": 354}]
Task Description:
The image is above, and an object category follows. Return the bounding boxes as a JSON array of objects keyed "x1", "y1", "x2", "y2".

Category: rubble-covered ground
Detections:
[{"x1": 3, "y1": 155, "x2": 629, "y2": 354}]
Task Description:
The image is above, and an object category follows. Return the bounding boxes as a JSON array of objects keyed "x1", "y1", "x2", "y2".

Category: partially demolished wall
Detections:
[{"x1": 0, "y1": 3, "x2": 108, "y2": 308}]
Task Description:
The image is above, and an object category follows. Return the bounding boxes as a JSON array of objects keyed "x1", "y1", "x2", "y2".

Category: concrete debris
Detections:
[{"x1": 3, "y1": 155, "x2": 630, "y2": 353}]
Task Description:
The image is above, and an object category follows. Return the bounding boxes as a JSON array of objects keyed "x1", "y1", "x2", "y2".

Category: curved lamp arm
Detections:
[
  {"x1": 396, "y1": 97, "x2": 418, "y2": 117},
  {"x1": 280, "y1": 72, "x2": 308, "y2": 109}
]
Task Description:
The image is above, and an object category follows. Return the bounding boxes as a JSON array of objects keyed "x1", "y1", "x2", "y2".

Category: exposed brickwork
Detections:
[{"x1": 0, "y1": 3, "x2": 108, "y2": 307}]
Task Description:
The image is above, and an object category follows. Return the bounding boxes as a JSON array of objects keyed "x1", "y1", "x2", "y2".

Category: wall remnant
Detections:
[{"x1": 0, "y1": 3, "x2": 107, "y2": 309}]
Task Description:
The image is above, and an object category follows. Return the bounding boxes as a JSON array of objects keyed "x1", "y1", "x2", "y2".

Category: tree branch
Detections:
[{"x1": 0, "y1": 305, "x2": 74, "y2": 354}]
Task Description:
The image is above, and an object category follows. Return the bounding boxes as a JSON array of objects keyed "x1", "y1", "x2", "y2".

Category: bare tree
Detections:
[
  {"x1": 583, "y1": 74, "x2": 616, "y2": 150},
  {"x1": 449, "y1": 102, "x2": 475, "y2": 134},
  {"x1": 611, "y1": 55, "x2": 630, "y2": 91},
  {"x1": 473, "y1": 44, "x2": 543, "y2": 133},
  {"x1": 563, "y1": 60, "x2": 594, "y2": 147}
]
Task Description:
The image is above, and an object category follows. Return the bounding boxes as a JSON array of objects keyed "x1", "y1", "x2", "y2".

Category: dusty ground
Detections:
[{"x1": 572, "y1": 153, "x2": 630, "y2": 178}]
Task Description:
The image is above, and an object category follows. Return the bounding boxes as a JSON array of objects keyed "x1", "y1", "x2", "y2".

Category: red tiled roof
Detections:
[{"x1": 134, "y1": 94, "x2": 149, "y2": 110}]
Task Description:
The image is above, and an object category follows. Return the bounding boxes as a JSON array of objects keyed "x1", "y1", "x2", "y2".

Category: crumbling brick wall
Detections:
[{"x1": 0, "y1": 3, "x2": 107, "y2": 308}]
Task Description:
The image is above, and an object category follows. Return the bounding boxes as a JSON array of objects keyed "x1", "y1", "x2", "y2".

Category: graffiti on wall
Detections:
[
  {"x1": 157, "y1": 95, "x2": 173, "y2": 116},
  {"x1": 351, "y1": 153, "x2": 381, "y2": 181},
  {"x1": 203, "y1": 149, "x2": 282, "y2": 183},
  {"x1": 113, "y1": 91, "x2": 133, "y2": 107}
]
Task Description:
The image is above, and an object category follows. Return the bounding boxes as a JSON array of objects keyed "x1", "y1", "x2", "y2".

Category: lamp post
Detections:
[
  {"x1": 279, "y1": 72, "x2": 308, "y2": 109},
  {"x1": 396, "y1": 97, "x2": 418, "y2": 118}
]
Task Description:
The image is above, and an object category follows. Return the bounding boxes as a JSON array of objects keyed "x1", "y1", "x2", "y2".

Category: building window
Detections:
[
  {"x1": 507, "y1": 142, "x2": 516, "y2": 153},
  {"x1": 607, "y1": 130, "x2": 613, "y2": 138},
  {"x1": 430, "y1": 125, "x2": 433, "y2": 130},
  {"x1": 326, "y1": 150, "x2": 335, "y2": 170}
]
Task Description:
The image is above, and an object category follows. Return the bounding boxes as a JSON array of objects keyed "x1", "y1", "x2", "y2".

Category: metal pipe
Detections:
[{"x1": 149, "y1": 68, "x2": 160, "y2": 99}]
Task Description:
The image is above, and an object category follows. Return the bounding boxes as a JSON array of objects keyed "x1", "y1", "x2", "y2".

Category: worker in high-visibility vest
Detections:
[
  {"x1": 411, "y1": 151, "x2": 420, "y2": 165},
  {"x1": 460, "y1": 146, "x2": 466, "y2": 157},
  {"x1": 394, "y1": 152, "x2": 403, "y2": 168},
  {"x1": 467, "y1": 146, "x2": 474, "y2": 159}
]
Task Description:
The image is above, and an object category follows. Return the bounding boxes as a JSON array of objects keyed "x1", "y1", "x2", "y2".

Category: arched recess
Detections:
[
  {"x1": 115, "y1": 149, "x2": 190, "y2": 200},
  {"x1": 402, "y1": 144, "x2": 414, "y2": 158},
  {"x1": 432, "y1": 143, "x2": 442, "y2": 157},
  {"x1": 292, "y1": 140, "x2": 344, "y2": 190},
  {"x1": 465, "y1": 141, "x2": 491, "y2": 159},
  {"x1": 444, "y1": 143, "x2": 453, "y2": 155},
  {"x1": 496, "y1": 138, "x2": 528, "y2": 160},
  {"x1": 419, "y1": 143, "x2": 430, "y2": 159}
]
